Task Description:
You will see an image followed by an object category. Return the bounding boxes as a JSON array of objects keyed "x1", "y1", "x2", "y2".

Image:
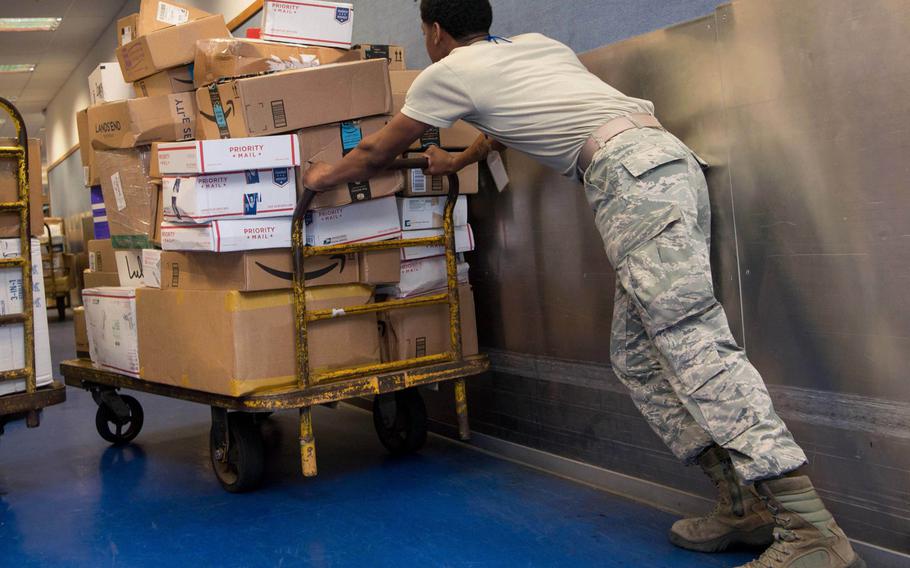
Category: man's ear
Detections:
[{"x1": 432, "y1": 22, "x2": 444, "y2": 45}]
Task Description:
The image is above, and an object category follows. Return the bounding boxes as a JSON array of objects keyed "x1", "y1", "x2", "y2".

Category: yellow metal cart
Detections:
[
  {"x1": 61, "y1": 158, "x2": 488, "y2": 492},
  {"x1": 0, "y1": 97, "x2": 66, "y2": 435}
]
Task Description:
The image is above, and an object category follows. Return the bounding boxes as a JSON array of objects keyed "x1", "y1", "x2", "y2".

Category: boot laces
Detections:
[{"x1": 746, "y1": 501, "x2": 800, "y2": 567}]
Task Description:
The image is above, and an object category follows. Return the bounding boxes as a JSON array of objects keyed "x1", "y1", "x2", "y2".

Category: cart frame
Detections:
[{"x1": 61, "y1": 157, "x2": 488, "y2": 490}]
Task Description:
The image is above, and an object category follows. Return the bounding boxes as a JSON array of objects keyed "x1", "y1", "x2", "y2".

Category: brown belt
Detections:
[{"x1": 577, "y1": 113, "x2": 664, "y2": 173}]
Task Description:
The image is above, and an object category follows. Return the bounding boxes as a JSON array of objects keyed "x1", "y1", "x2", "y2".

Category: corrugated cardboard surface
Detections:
[
  {"x1": 136, "y1": 285, "x2": 381, "y2": 396},
  {"x1": 87, "y1": 93, "x2": 197, "y2": 149},
  {"x1": 117, "y1": 15, "x2": 230, "y2": 82},
  {"x1": 76, "y1": 109, "x2": 100, "y2": 186},
  {"x1": 389, "y1": 70, "x2": 480, "y2": 150},
  {"x1": 0, "y1": 138, "x2": 44, "y2": 237},
  {"x1": 83, "y1": 270, "x2": 120, "y2": 288},
  {"x1": 383, "y1": 285, "x2": 479, "y2": 360},
  {"x1": 298, "y1": 116, "x2": 403, "y2": 209},
  {"x1": 87, "y1": 239, "x2": 117, "y2": 272},
  {"x1": 159, "y1": 248, "x2": 399, "y2": 291},
  {"x1": 133, "y1": 65, "x2": 194, "y2": 97},
  {"x1": 401, "y1": 154, "x2": 479, "y2": 197},
  {"x1": 353, "y1": 44, "x2": 406, "y2": 70},
  {"x1": 135, "y1": 0, "x2": 212, "y2": 38},
  {"x1": 196, "y1": 59, "x2": 392, "y2": 139},
  {"x1": 193, "y1": 38, "x2": 357, "y2": 87},
  {"x1": 73, "y1": 306, "x2": 89, "y2": 354},
  {"x1": 94, "y1": 148, "x2": 159, "y2": 247}
]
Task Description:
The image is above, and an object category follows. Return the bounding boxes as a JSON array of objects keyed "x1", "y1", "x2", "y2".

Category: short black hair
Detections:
[{"x1": 420, "y1": 0, "x2": 493, "y2": 41}]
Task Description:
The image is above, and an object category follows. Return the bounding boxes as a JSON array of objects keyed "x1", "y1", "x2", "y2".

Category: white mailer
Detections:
[
  {"x1": 142, "y1": 249, "x2": 162, "y2": 288},
  {"x1": 157, "y1": 134, "x2": 300, "y2": 175},
  {"x1": 398, "y1": 196, "x2": 468, "y2": 231},
  {"x1": 88, "y1": 62, "x2": 135, "y2": 106},
  {"x1": 401, "y1": 225, "x2": 475, "y2": 261},
  {"x1": 389, "y1": 256, "x2": 470, "y2": 299},
  {"x1": 305, "y1": 196, "x2": 401, "y2": 247},
  {"x1": 82, "y1": 287, "x2": 140, "y2": 378},
  {"x1": 161, "y1": 216, "x2": 292, "y2": 252},
  {"x1": 115, "y1": 250, "x2": 145, "y2": 288},
  {"x1": 0, "y1": 239, "x2": 52, "y2": 396},
  {"x1": 260, "y1": 0, "x2": 354, "y2": 49},
  {"x1": 163, "y1": 168, "x2": 296, "y2": 223}
]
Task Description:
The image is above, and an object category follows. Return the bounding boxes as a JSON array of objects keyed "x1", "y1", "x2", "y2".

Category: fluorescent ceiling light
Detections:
[
  {"x1": 0, "y1": 18, "x2": 63, "y2": 32},
  {"x1": 0, "y1": 64, "x2": 36, "y2": 74}
]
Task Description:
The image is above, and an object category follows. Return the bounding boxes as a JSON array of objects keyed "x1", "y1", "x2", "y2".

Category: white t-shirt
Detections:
[{"x1": 402, "y1": 33, "x2": 655, "y2": 176}]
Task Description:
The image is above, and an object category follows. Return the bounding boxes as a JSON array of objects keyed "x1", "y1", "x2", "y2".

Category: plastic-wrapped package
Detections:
[{"x1": 95, "y1": 147, "x2": 161, "y2": 249}]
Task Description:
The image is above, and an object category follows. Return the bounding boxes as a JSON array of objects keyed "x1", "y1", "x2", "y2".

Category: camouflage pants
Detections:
[{"x1": 583, "y1": 127, "x2": 807, "y2": 482}]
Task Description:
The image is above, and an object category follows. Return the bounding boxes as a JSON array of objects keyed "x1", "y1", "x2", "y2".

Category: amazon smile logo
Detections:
[
  {"x1": 255, "y1": 255, "x2": 348, "y2": 282},
  {"x1": 200, "y1": 99, "x2": 235, "y2": 122}
]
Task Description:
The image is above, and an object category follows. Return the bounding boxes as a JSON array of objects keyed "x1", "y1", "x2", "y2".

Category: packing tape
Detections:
[{"x1": 331, "y1": 308, "x2": 346, "y2": 318}]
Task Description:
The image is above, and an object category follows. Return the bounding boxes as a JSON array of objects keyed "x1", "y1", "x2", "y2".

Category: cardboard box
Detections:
[
  {"x1": 305, "y1": 197, "x2": 400, "y2": 247},
  {"x1": 136, "y1": 284, "x2": 381, "y2": 396},
  {"x1": 0, "y1": 239, "x2": 53, "y2": 397},
  {"x1": 383, "y1": 285, "x2": 478, "y2": 360},
  {"x1": 196, "y1": 59, "x2": 391, "y2": 139},
  {"x1": 163, "y1": 167, "x2": 296, "y2": 223},
  {"x1": 400, "y1": 225, "x2": 475, "y2": 261},
  {"x1": 0, "y1": 138, "x2": 44, "y2": 237},
  {"x1": 87, "y1": 93, "x2": 196, "y2": 149},
  {"x1": 398, "y1": 196, "x2": 468, "y2": 231},
  {"x1": 157, "y1": 134, "x2": 300, "y2": 175},
  {"x1": 133, "y1": 65, "x2": 194, "y2": 97},
  {"x1": 393, "y1": 256, "x2": 470, "y2": 298},
  {"x1": 117, "y1": 15, "x2": 231, "y2": 82},
  {"x1": 118, "y1": 13, "x2": 139, "y2": 46},
  {"x1": 298, "y1": 117, "x2": 404, "y2": 209},
  {"x1": 353, "y1": 44, "x2": 405, "y2": 71},
  {"x1": 90, "y1": 186, "x2": 110, "y2": 239},
  {"x1": 64, "y1": 212, "x2": 94, "y2": 253},
  {"x1": 77, "y1": 109, "x2": 100, "y2": 186},
  {"x1": 260, "y1": 0, "x2": 354, "y2": 49},
  {"x1": 193, "y1": 38, "x2": 356, "y2": 87},
  {"x1": 152, "y1": 185, "x2": 163, "y2": 247},
  {"x1": 118, "y1": 1, "x2": 213, "y2": 45},
  {"x1": 161, "y1": 216, "x2": 291, "y2": 252},
  {"x1": 87, "y1": 239, "x2": 117, "y2": 273},
  {"x1": 115, "y1": 249, "x2": 145, "y2": 287},
  {"x1": 159, "y1": 248, "x2": 399, "y2": 291},
  {"x1": 89, "y1": 62, "x2": 135, "y2": 106},
  {"x1": 94, "y1": 148, "x2": 160, "y2": 249},
  {"x1": 142, "y1": 249, "x2": 162, "y2": 288},
  {"x1": 402, "y1": 156, "x2": 480, "y2": 197},
  {"x1": 83, "y1": 287, "x2": 140, "y2": 377},
  {"x1": 390, "y1": 71, "x2": 481, "y2": 150},
  {"x1": 83, "y1": 270, "x2": 121, "y2": 288},
  {"x1": 74, "y1": 306, "x2": 90, "y2": 356}
]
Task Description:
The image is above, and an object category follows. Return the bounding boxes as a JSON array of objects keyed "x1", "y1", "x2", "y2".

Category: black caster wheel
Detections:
[
  {"x1": 372, "y1": 388, "x2": 428, "y2": 456},
  {"x1": 95, "y1": 395, "x2": 144, "y2": 446},
  {"x1": 56, "y1": 296, "x2": 66, "y2": 322},
  {"x1": 210, "y1": 413, "x2": 264, "y2": 493}
]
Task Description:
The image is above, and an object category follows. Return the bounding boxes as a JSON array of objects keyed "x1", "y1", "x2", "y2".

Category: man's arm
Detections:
[
  {"x1": 424, "y1": 134, "x2": 506, "y2": 176},
  {"x1": 302, "y1": 113, "x2": 429, "y2": 191}
]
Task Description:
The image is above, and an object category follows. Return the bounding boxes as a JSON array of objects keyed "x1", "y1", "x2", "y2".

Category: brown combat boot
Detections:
[
  {"x1": 669, "y1": 446, "x2": 775, "y2": 552},
  {"x1": 738, "y1": 476, "x2": 866, "y2": 568}
]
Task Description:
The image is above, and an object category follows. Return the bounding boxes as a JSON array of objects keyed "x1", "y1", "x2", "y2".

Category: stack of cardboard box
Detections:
[{"x1": 80, "y1": 0, "x2": 480, "y2": 396}]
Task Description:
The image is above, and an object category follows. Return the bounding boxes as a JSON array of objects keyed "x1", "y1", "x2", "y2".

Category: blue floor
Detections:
[{"x1": 0, "y1": 315, "x2": 758, "y2": 567}]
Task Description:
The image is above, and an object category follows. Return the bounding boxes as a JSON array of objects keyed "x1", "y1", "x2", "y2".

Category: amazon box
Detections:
[
  {"x1": 94, "y1": 148, "x2": 160, "y2": 249},
  {"x1": 136, "y1": 284, "x2": 381, "y2": 396},
  {"x1": 158, "y1": 248, "x2": 399, "y2": 291},
  {"x1": 193, "y1": 38, "x2": 356, "y2": 87},
  {"x1": 0, "y1": 138, "x2": 44, "y2": 237},
  {"x1": 402, "y1": 154, "x2": 479, "y2": 197},
  {"x1": 87, "y1": 93, "x2": 196, "y2": 149},
  {"x1": 298, "y1": 116, "x2": 403, "y2": 209},
  {"x1": 163, "y1": 168, "x2": 296, "y2": 223},
  {"x1": 160, "y1": 216, "x2": 291, "y2": 252},
  {"x1": 156, "y1": 134, "x2": 300, "y2": 175},
  {"x1": 87, "y1": 239, "x2": 117, "y2": 273},
  {"x1": 390, "y1": 71, "x2": 480, "y2": 150},
  {"x1": 133, "y1": 65, "x2": 194, "y2": 97},
  {"x1": 117, "y1": 15, "x2": 230, "y2": 82},
  {"x1": 196, "y1": 59, "x2": 391, "y2": 139},
  {"x1": 383, "y1": 284, "x2": 479, "y2": 360},
  {"x1": 118, "y1": 0, "x2": 212, "y2": 45},
  {"x1": 260, "y1": 0, "x2": 354, "y2": 49},
  {"x1": 352, "y1": 44, "x2": 405, "y2": 70}
]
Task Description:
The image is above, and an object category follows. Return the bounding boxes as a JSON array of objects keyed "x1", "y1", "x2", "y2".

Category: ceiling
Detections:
[{"x1": 0, "y1": 0, "x2": 129, "y2": 141}]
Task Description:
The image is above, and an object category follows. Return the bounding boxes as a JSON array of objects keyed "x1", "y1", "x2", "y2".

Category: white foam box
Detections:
[
  {"x1": 142, "y1": 249, "x2": 162, "y2": 288},
  {"x1": 163, "y1": 168, "x2": 296, "y2": 223},
  {"x1": 388, "y1": 256, "x2": 469, "y2": 299},
  {"x1": 398, "y1": 196, "x2": 468, "y2": 231},
  {"x1": 89, "y1": 62, "x2": 135, "y2": 105},
  {"x1": 161, "y1": 216, "x2": 292, "y2": 252},
  {"x1": 82, "y1": 287, "x2": 140, "y2": 378},
  {"x1": 260, "y1": 0, "x2": 354, "y2": 49},
  {"x1": 401, "y1": 225, "x2": 475, "y2": 261},
  {"x1": 115, "y1": 249, "x2": 145, "y2": 288},
  {"x1": 305, "y1": 196, "x2": 401, "y2": 247},
  {"x1": 0, "y1": 239, "x2": 52, "y2": 396},
  {"x1": 157, "y1": 134, "x2": 300, "y2": 175}
]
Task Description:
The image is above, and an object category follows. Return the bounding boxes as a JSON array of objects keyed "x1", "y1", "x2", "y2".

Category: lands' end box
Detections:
[
  {"x1": 136, "y1": 284, "x2": 381, "y2": 396},
  {"x1": 87, "y1": 93, "x2": 196, "y2": 149},
  {"x1": 196, "y1": 59, "x2": 391, "y2": 139}
]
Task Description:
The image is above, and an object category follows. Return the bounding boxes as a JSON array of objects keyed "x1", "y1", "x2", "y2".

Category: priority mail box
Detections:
[
  {"x1": 0, "y1": 137, "x2": 44, "y2": 237},
  {"x1": 115, "y1": 249, "x2": 145, "y2": 287},
  {"x1": 118, "y1": 0, "x2": 213, "y2": 45},
  {"x1": 133, "y1": 65, "x2": 194, "y2": 97},
  {"x1": 163, "y1": 168, "x2": 296, "y2": 223},
  {"x1": 298, "y1": 117, "x2": 403, "y2": 209},
  {"x1": 74, "y1": 306, "x2": 90, "y2": 356},
  {"x1": 196, "y1": 59, "x2": 391, "y2": 139},
  {"x1": 383, "y1": 284, "x2": 479, "y2": 361},
  {"x1": 83, "y1": 269, "x2": 121, "y2": 288},
  {"x1": 305, "y1": 197, "x2": 400, "y2": 247},
  {"x1": 87, "y1": 239, "x2": 117, "y2": 272},
  {"x1": 260, "y1": 0, "x2": 354, "y2": 49},
  {"x1": 161, "y1": 217, "x2": 291, "y2": 252},
  {"x1": 0, "y1": 239, "x2": 52, "y2": 397},
  {"x1": 402, "y1": 155, "x2": 480, "y2": 197},
  {"x1": 193, "y1": 38, "x2": 356, "y2": 87},
  {"x1": 392, "y1": 256, "x2": 470, "y2": 299},
  {"x1": 398, "y1": 196, "x2": 468, "y2": 231},
  {"x1": 87, "y1": 93, "x2": 196, "y2": 149},
  {"x1": 157, "y1": 134, "x2": 300, "y2": 175},
  {"x1": 83, "y1": 287, "x2": 140, "y2": 378},
  {"x1": 142, "y1": 249, "x2": 162, "y2": 288},
  {"x1": 136, "y1": 284, "x2": 381, "y2": 396},
  {"x1": 390, "y1": 71, "x2": 481, "y2": 150},
  {"x1": 94, "y1": 148, "x2": 161, "y2": 249},
  {"x1": 117, "y1": 15, "x2": 230, "y2": 82},
  {"x1": 158, "y1": 248, "x2": 400, "y2": 291},
  {"x1": 400, "y1": 226, "x2": 475, "y2": 261},
  {"x1": 353, "y1": 44, "x2": 405, "y2": 70},
  {"x1": 89, "y1": 63, "x2": 135, "y2": 105}
]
